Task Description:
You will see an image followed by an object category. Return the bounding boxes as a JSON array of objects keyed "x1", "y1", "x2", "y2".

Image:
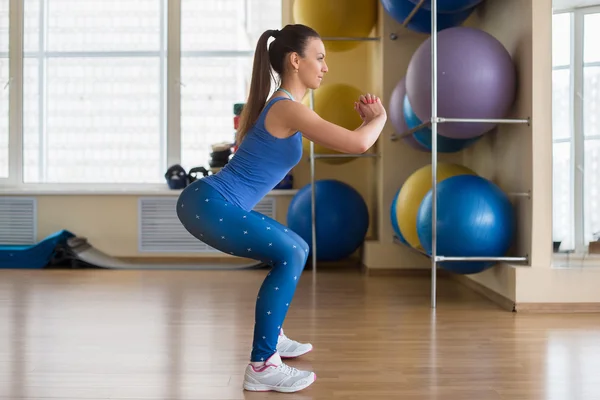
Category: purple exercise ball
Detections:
[
  {"x1": 405, "y1": 27, "x2": 517, "y2": 139},
  {"x1": 389, "y1": 77, "x2": 428, "y2": 151},
  {"x1": 407, "y1": 0, "x2": 485, "y2": 13}
]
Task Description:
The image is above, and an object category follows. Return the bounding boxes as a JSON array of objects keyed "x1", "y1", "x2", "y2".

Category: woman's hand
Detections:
[
  {"x1": 355, "y1": 93, "x2": 386, "y2": 123},
  {"x1": 354, "y1": 100, "x2": 367, "y2": 122}
]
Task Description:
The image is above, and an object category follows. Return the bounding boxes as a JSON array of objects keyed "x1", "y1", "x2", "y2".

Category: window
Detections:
[
  {"x1": 2, "y1": 0, "x2": 281, "y2": 185},
  {"x1": 22, "y1": 0, "x2": 164, "y2": 183},
  {"x1": 583, "y1": 12, "x2": 600, "y2": 248},
  {"x1": 0, "y1": 0, "x2": 8, "y2": 179},
  {"x1": 552, "y1": 7, "x2": 600, "y2": 253},
  {"x1": 179, "y1": 0, "x2": 281, "y2": 172},
  {"x1": 552, "y1": 11, "x2": 573, "y2": 251}
]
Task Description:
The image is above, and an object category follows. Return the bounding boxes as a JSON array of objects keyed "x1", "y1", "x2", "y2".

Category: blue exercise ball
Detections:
[
  {"x1": 416, "y1": 174, "x2": 515, "y2": 274},
  {"x1": 390, "y1": 188, "x2": 409, "y2": 246},
  {"x1": 287, "y1": 179, "x2": 369, "y2": 261},
  {"x1": 380, "y1": 0, "x2": 475, "y2": 34},
  {"x1": 407, "y1": 0, "x2": 485, "y2": 13},
  {"x1": 403, "y1": 94, "x2": 480, "y2": 153}
]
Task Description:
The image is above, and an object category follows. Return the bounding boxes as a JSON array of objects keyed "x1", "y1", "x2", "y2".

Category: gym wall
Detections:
[
  {"x1": 353, "y1": 0, "x2": 598, "y2": 307},
  {"x1": 365, "y1": 0, "x2": 599, "y2": 307},
  {"x1": 285, "y1": 0, "x2": 381, "y2": 260}
]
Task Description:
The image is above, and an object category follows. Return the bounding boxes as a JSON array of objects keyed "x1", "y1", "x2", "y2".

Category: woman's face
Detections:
[{"x1": 297, "y1": 37, "x2": 329, "y2": 89}]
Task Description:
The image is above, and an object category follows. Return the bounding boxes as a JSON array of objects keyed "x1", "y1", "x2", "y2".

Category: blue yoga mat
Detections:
[
  {"x1": 0, "y1": 229, "x2": 267, "y2": 270},
  {"x1": 0, "y1": 230, "x2": 75, "y2": 269}
]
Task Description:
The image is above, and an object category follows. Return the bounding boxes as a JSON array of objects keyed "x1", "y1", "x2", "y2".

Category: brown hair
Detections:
[{"x1": 236, "y1": 24, "x2": 320, "y2": 145}]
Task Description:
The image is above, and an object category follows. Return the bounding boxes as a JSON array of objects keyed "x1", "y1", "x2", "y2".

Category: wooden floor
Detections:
[{"x1": 1, "y1": 266, "x2": 599, "y2": 400}]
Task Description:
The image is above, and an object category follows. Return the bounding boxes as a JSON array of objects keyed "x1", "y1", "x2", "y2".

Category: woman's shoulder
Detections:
[
  {"x1": 260, "y1": 97, "x2": 305, "y2": 138},
  {"x1": 261, "y1": 96, "x2": 303, "y2": 121}
]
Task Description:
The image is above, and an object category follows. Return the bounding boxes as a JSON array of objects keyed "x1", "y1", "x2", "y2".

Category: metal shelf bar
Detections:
[
  {"x1": 430, "y1": 0, "x2": 439, "y2": 309},
  {"x1": 390, "y1": 121, "x2": 432, "y2": 141},
  {"x1": 309, "y1": 90, "x2": 317, "y2": 274},
  {"x1": 390, "y1": 117, "x2": 529, "y2": 141},
  {"x1": 436, "y1": 256, "x2": 529, "y2": 262},
  {"x1": 321, "y1": 36, "x2": 380, "y2": 41},
  {"x1": 402, "y1": 0, "x2": 426, "y2": 27},
  {"x1": 312, "y1": 153, "x2": 378, "y2": 159},
  {"x1": 508, "y1": 191, "x2": 531, "y2": 198},
  {"x1": 436, "y1": 117, "x2": 530, "y2": 124},
  {"x1": 392, "y1": 237, "x2": 528, "y2": 263}
]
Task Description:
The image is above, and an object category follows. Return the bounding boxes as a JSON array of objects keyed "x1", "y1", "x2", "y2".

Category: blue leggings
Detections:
[{"x1": 176, "y1": 179, "x2": 309, "y2": 362}]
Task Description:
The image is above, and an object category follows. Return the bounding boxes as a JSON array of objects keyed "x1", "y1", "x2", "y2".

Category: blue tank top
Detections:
[{"x1": 202, "y1": 96, "x2": 302, "y2": 211}]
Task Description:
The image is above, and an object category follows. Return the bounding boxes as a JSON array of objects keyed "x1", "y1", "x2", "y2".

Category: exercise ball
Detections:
[
  {"x1": 389, "y1": 77, "x2": 428, "y2": 151},
  {"x1": 407, "y1": 0, "x2": 484, "y2": 13},
  {"x1": 403, "y1": 94, "x2": 481, "y2": 153},
  {"x1": 406, "y1": 26, "x2": 517, "y2": 139},
  {"x1": 380, "y1": 0, "x2": 475, "y2": 34},
  {"x1": 396, "y1": 162, "x2": 476, "y2": 249},
  {"x1": 416, "y1": 174, "x2": 515, "y2": 274},
  {"x1": 293, "y1": 0, "x2": 377, "y2": 52},
  {"x1": 390, "y1": 188, "x2": 410, "y2": 246},
  {"x1": 302, "y1": 83, "x2": 364, "y2": 164},
  {"x1": 287, "y1": 179, "x2": 369, "y2": 261}
]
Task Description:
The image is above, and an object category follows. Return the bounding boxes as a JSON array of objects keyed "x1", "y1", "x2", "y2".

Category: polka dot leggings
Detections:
[{"x1": 176, "y1": 179, "x2": 309, "y2": 362}]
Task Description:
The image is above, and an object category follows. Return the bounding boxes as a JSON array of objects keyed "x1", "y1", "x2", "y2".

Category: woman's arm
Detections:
[{"x1": 274, "y1": 97, "x2": 387, "y2": 154}]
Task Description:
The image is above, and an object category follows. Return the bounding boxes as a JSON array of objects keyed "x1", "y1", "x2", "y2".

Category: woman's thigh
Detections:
[
  {"x1": 177, "y1": 183, "x2": 305, "y2": 265},
  {"x1": 248, "y1": 210, "x2": 309, "y2": 255}
]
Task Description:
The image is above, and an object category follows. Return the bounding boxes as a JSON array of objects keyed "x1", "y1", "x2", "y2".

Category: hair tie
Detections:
[{"x1": 271, "y1": 29, "x2": 280, "y2": 38}]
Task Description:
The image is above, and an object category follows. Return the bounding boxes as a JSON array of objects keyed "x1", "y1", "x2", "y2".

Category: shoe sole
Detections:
[{"x1": 243, "y1": 373, "x2": 316, "y2": 393}]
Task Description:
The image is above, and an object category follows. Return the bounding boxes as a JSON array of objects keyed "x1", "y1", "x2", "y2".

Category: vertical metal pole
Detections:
[
  {"x1": 309, "y1": 89, "x2": 317, "y2": 272},
  {"x1": 430, "y1": 0, "x2": 438, "y2": 309},
  {"x1": 8, "y1": 0, "x2": 24, "y2": 186},
  {"x1": 38, "y1": 0, "x2": 47, "y2": 182},
  {"x1": 166, "y1": 0, "x2": 182, "y2": 171}
]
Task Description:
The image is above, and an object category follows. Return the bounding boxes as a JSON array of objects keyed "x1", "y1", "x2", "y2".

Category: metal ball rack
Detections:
[{"x1": 307, "y1": 0, "x2": 532, "y2": 308}]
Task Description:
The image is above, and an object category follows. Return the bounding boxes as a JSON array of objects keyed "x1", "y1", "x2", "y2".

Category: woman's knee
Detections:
[{"x1": 289, "y1": 244, "x2": 308, "y2": 276}]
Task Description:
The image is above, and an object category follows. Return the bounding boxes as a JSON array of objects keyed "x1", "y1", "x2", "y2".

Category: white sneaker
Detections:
[
  {"x1": 276, "y1": 329, "x2": 313, "y2": 359},
  {"x1": 243, "y1": 352, "x2": 316, "y2": 393}
]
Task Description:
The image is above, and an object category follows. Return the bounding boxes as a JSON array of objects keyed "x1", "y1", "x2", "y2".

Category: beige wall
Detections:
[
  {"x1": 362, "y1": 0, "x2": 600, "y2": 308},
  {"x1": 364, "y1": 2, "x2": 448, "y2": 270},
  {"x1": 10, "y1": 193, "x2": 293, "y2": 258},
  {"x1": 372, "y1": 0, "x2": 599, "y2": 306},
  {"x1": 516, "y1": 267, "x2": 600, "y2": 303},
  {"x1": 461, "y1": 0, "x2": 572, "y2": 304},
  {"x1": 457, "y1": 0, "x2": 535, "y2": 300},
  {"x1": 512, "y1": 0, "x2": 600, "y2": 304},
  {"x1": 288, "y1": 0, "x2": 382, "y2": 253}
]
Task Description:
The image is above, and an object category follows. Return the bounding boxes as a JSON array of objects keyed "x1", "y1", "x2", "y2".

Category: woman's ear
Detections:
[{"x1": 288, "y1": 52, "x2": 300, "y2": 72}]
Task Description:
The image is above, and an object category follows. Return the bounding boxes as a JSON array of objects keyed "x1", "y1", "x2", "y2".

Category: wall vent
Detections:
[
  {"x1": 0, "y1": 197, "x2": 37, "y2": 245},
  {"x1": 138, "y1": 196, "x2": 276, "y2": 253}
]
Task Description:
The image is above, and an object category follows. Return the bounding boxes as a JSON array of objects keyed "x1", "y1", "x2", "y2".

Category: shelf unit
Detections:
[
  {"x1": 389, "y1": 0, "x2": 531, "y2": 308},
  {"x1": 306, "y1": 35, "x2": 381, "y2": 272}
]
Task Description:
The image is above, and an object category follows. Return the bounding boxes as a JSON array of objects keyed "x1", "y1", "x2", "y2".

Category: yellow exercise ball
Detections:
[
  {"x1": 396, "y1": 163, "x2": 477, "y2": 249},
  {"x1": 301, "y1": 83, "x2": 364, "y2": 165},
  {"x1": 292, "y1": 0, "x2": 377, "y2": 52}
]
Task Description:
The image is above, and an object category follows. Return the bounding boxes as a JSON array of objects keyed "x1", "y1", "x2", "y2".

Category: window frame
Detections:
[
  {"x1": 2, "y1": 0, "x2": 272, "y2": 191},
  {"x1": 553, "y1": 4, "x2": 600, "y2": 255}
]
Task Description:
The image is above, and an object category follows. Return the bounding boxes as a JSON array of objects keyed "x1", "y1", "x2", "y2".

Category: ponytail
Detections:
[
  {"x1": 235, "y1": 24, "x2": 320, "y2": 145},
  {"x1": 236, "y1": 29, "x2": 277, "y2": 145}
]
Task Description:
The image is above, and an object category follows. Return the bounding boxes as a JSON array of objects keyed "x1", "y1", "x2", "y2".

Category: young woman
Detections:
[{"x1": 176, "y1": 24, "x2": 387, "y2": 393}]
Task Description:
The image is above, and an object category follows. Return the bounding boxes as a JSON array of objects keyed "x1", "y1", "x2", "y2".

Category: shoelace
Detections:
[{"x1": 276, "y1": 362, "x2": 299, "y2": 377}]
